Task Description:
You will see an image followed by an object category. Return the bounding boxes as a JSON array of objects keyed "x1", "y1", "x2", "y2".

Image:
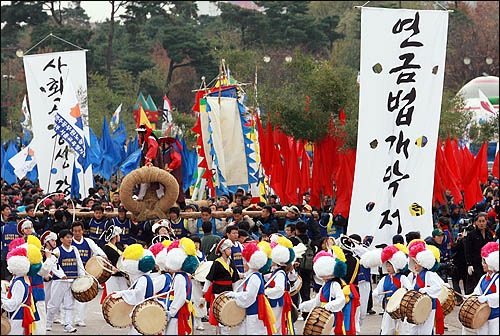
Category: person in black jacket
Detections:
[
  {"x1": 290, "y1": 221, "x2": 315, "y2": 319},
  {"x1": 464, "y1": 212, "x2": 494, "y2": 294},
  {"x1": 451, "y1": 230, "x2": 467, "y2": 304},
  {"x1": 253, "y1": 206, "x2": 279, "y2": 236}
]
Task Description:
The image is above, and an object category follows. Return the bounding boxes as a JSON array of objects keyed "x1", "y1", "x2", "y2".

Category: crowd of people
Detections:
[{"x1": 0, "y1": 167, "x2": 499, "y2": 335}]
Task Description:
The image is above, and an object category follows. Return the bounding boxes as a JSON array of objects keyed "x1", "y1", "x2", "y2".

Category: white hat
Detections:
[
  {"x1": 152, "y1": 219, "x2": 171, "y2": 234},
  {"x1": 164, "y1": 238, "x2": 199, "y2": 274},
  {"x1": 242, "y1": 242, "x2": 268, "y2": 270},
  {"x1": 270, "y1": 236, "x2": 295, "y2": 266},
  {"x1": 481, "y1": 242, "x2": 499, "y2": 272},
  {"x1": 381, "y1": 245, "x2": 407, "y2": 272},
  {"x1": 408, "y1": 241, "x2": 436, "y2": 272}
]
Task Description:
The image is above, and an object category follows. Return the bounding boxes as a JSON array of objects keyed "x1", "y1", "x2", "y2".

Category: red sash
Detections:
[
  {"x1": 435, "y1": 298, "x2": 444, "y2": 335},
  {"x1": 345, "y1": 284, "x2": 360, "y2": 335},
  {"x1": 177, "y1": 275, "x2": 192, "y2": 335},
  {"x1": 281, "y1": 291, "x2": 292, "y2": 334},
  {"x1": 204, "y1": 280, "x2": 232, "y2": 326},
  {"x1": 8, "y1": 282, "x2": 35, "y2": 335},
  {"x1": 100, "y1": 283, "x2": 107, "y2": 304},
  {"x1": 391, "y1": 275, "x2": 401, "y2": 289},
  {"x1": 257, "y1": 293, "x2": 274, "y2": 334},
  {"x1": 334, "y1": 311, "x2": 344, "y2": 335}
]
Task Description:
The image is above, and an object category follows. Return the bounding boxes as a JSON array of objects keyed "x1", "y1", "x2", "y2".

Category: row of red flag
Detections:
[
  {"x1": 256, "y1": 112, "x2": 498, "y2": 216},
  {"x1": 255, "y1": 110, "x2": 356, "y2": 217}
]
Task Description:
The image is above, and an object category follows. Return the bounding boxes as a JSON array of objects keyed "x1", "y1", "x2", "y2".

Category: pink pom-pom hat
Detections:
[
  {"x1": 381, "y1": 245, "x2": 399, "y2": 263},
  {"x1": 149, "y1": 242, "x2": 166, "y2": 257}
]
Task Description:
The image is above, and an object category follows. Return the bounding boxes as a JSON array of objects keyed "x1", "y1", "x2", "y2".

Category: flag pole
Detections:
[{"x1": 46, "y1": 136, "x2": 58, "y2": 191}]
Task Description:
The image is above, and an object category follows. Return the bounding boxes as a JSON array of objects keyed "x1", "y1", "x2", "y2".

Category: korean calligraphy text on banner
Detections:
[
  {"x1": 23, "y1": 50, "x2": 93, "y2": 198},
  {"x1": 348, "y1": 7, "x2": 449, "y2": 246}
]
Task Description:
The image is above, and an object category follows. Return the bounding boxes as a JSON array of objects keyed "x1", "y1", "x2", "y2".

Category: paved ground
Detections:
[{"x1": 47, "y1": 287, "x2": 466, "y2": 335}]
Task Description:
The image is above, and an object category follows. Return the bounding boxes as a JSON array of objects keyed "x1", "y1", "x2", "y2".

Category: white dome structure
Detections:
[{"x1": 457, "y1": 76, "x2": 499, "y2": 124}]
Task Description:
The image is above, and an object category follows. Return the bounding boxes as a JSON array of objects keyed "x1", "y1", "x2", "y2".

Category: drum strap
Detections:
[
  {"x1": 349, "y1": 257, "x2": 360, "y2": 285},
  {"x1": 483, "y1": 273, "x2": 498, "y2": 294},
  {"x1": 435, "y1": 298, "x2": 445, "y2": 335},
  {"x1": 204, "y1": 281, "x2": 232, "y2": 326}
]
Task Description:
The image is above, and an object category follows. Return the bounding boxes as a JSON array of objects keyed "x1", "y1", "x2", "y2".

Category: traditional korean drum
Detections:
[
  {"x1": 86, "y1": 256, "x2": 113, "y2": 284},
  {"x1": 212, "y1": 291, "x2": 246, "y2": 327},
  {"x1": 102, "y1": 295, "x2": 134, "y2": 328},
  {"x1": 71, "y1": 276, "x2": 98, "y2": 302},
  {"x1": 458, "y1": 295, "x2": 491, "y2": 329},
  {"x1": 386, "y1": 288, "x2": 407, "y2": 320},
  {"x1": 290, "y1": 275, "x2": 303, "y2": 297},
  {"x1": 194, "y1": 261, "x2": 213, "y2": 282},
  {"x1": 400, "y1": 290, "x2": 432, "y2": 325},
  {"x1": 1, "y1": 310, "x2": 11, "y2": 335},
  {"x1": 438, "y1": 285, "x2": 456, "y2": 317},
  {"x1": 303, "y1": 307, "x2": 335, "y2": 335},
  {"x1": 131, "y1": 299, "x2": 167, "y2": 335}
]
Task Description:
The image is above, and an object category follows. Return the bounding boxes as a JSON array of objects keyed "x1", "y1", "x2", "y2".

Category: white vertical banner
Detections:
[
  {"x1": 23, "y1": 50, "x2": 93, "y2": 198},
  {"x1": 348, "y1": 8, "x2": 448, "y2": 246}
]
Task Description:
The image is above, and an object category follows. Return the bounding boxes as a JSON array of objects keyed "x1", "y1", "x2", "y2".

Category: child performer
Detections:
[
  {"x1": 299, "y1": 248, "x2": 347, "y2": 335},
  {"x1": 1, "y1": 240, "x2": 41, "y2": 335},
  {"x1": 100, "y1": 225, "x2": 128, "y2": 304},
  {"x1": 361, "y1": 244, "x2": 411, "y2": 335},
  {"x1": 39, "y1": 231, "x2": 58, "y2": 316},
  {"x1": 472, "y1": 242, "x2": 499, "y2": 335},
  {"x1": 202, "y1": 238, "x2": 240, "y2": 335},
  {"x1": 407, "y1": 241, "x2": 445, "y2": 335},
  {"x1": 45, "y1": 229, "x2": 85, "y2": 333},
  {"x1": 110, "y1": 244, "x2": 156, "y2": 335},
  {"x1": 225, "y1": 242, "x2": 277, "y2": 335},
  {"x1": 163, "y1": 238, "x2": 199, "y2": 335},
  {"x1": 265, "y1": 236, "x2": 296, "y2": 335}
]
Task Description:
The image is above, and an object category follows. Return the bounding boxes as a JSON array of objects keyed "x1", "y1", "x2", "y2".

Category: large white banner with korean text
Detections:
[
  {"x1": 23, "y1": 50, "x2": 93, "y2": 198},
  {"x1": 348, "y1": 7, "x2": 448, "y2": 245}
]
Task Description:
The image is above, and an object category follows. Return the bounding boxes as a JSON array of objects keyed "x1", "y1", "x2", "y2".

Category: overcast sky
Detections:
[{"x1": 71, "y1": 1, "x2": 216, "y2": 22}]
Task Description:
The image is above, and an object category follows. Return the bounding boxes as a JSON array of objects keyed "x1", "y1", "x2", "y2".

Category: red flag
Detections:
[
  {"x1": 333, "y1": 152, "x2": 354, "y2": 217},
  {"x1": 270, "y1": 145, "x2": 284, "y2": 200},
  {"x1": 264, "y1": 119, "x2": 274, "y2": 176},
  {"x1": 493, "y1": 150, "x2": 499, "y2": 179},
  {"x1": 477, "y1": 143, "x2": 488, "y2": 185},
  {"x1": 444, "y1": 137, "x2": 462, "y2": 190},
  {"x1": 463, "y1": 144, "x2": 486, "y2": 210},
  {"x1": 284, "y1": 139, "x2": 301, "y2": 204},
  {"x1": 310, "y1": 141, "x2": 323, "y2": 208},
  {"x1": 435, "y1": 145, "x2": 463, "y2": 204},
  {"x1": 299, "y1": 143, "x2": 311, "y2": 198},
  {"x1": 255, "y1": 114, "x2": 268, "y2": 173},
  {"x1": 433, "y1": 167, "x2": 445, "y2": 205}
]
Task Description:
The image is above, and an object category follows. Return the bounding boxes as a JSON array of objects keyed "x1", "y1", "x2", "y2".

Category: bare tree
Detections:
[
  {"x1": 106, "y1": 1, "x2": 127, "y2": 87},
  {"x1": 42, "y1": 1, "x2": 63, "y2": 26}
]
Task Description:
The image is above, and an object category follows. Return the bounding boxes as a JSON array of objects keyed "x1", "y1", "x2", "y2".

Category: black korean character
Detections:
[
  {"x1": 385, "y1": 131, "x2": 410, "y2": 159},
  {"x1": 388, "y1": 87, "x2": 415, "y2": 115},
  {"x1": 396, "y1": 72, "x2": 416, "y2": 84},
  {"x1": 392, "y1": 12, "x2": 424, "y2": 48},
  {"x1": 43, "y1": 57, "x2": 68, "y2": 74},
  {"x1": 382, "y1": 160, "x2": 410, "y2": 197},
  {"x1": 46, "y1": 77, "x2": 64, "y2": 98},
  {"x1": 55, "y1": 177, "x2": 71, "y2": 195},
  {"x1": 389, "y1": 53, "x2": 421, "y2": 74},
  {"x1": 379, "y1": 209, "x2": 402, "y2": 234},
  {"x1": 396, "y1": 105, "x2": 414, "y2": 127}
]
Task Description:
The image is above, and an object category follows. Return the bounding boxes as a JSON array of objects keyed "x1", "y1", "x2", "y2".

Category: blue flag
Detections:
[
  {"x1": 101, "y1": 116, "x2": 120, "y2": 180},
  {"x1": 178, "y1": 136, "x2": 197, "y2": 191},
  {"x1": 1, "y1": 142, "x2": 5, "y2": 171},
  {"x1": 71, "y1": 161, "x2": 81, "y2": 199},
  {"x1": 120, "y1": 149, "x2": 142, "y2": 176},
  {"x1": 89, "y1": 127, "x2": 102, "y2": 176},
  {"x1": 2, "y1": 141, "x2": 18, "y2": 184},
  {"x1": 27, "y1": 164, "x2": 38, "y2": 183},
  {"x1": 112, "y1": 120, "x2": 127, "y2": 165},
  {"x1": 22, "y1": 129, "x2": 32, "y2": 146}
]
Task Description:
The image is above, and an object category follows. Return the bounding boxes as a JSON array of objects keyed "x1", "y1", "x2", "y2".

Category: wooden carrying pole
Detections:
[{"x1": 17, "y1": 209, "x2": 311, "y2": 219}]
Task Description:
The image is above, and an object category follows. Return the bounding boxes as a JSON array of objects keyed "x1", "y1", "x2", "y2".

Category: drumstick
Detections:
[
  {"x1": 378, "y1": 290, "x2": 394, "y2": 295},
  {"x1": 453, "y1": 290, "x2": 466, "y2": 299}
]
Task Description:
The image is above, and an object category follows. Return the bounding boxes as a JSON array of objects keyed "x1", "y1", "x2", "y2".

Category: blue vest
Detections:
[
  {"x1": 244, "y1": 272, "x2": 264, "y2": 315},
  {"x1": 1, "y1": 222, "x2": 19, "y2": 253},
  {"x1": 231, "y1": 244, "x2": 244, "y2": 274},
  {"x1": 382, "y1": 274, "x2": 403, "y2": 305},
  {"x1": 167, "y1": 272, "x2": 192, "y2": 318},
  {"x1": 189, "y1": 218, "x2": 216, "y2": 237},
  {"x1": 157, "y1": 273, "x2": 173, "y2": 306},
  {"x1": 89, "y1": 218, "x2": 107, "y2": 245},
  {"x1": 266, "y1": 269, "x2": 287, "y2": 307},
  {"x1": 479, "y1": 274, "x2": 499, "y2": 320},
  {"x1": 413, "y1": 270, "x2": 437, "y2": 309},
  {"x1": 132, "y1": 274, "x2": 154, "y2": 299},
  {"x1": 72, "y1": 238, "x2": 92, "y2": 266},
  {"x1": 29, "y1": 274, "x2": 45, "y2": 303},
  {"x1": 171, "y1": 218, "x2": 189, "y2": 238},
  {"x1": 7, "y1": 277, "x2": 30, "y2": 320},
  {"x1": 197, "y1": 252, "x2": 206, "y2": 263},
  {"x1": 358, "y1": 265, "x2": 371, "y2": 282},
  {"x1": 112, "y1": 217, "x2": 131, "y2": 244},
  {"x1": 54, "y1": 246, "x2": 78, "y2": 279}
]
